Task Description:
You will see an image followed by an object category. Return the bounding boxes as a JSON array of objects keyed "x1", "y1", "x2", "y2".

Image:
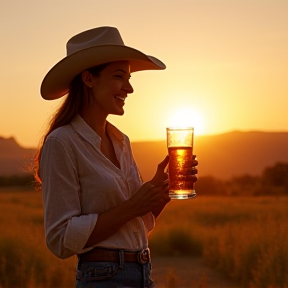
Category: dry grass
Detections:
[
  {"x1": 1, "y1": 191, "x2": 288, "y2": 288},
  {"x1": 150, "y1": 196, "x2": 288, "y2": 288},
  {"x1": 0, "y1": 191, "x2": 76, "y2": 288}
]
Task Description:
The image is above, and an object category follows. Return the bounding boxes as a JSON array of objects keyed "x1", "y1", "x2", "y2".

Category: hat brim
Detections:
[{"x1": 40, "y1": 45, "x2": 166, "y2": 100}]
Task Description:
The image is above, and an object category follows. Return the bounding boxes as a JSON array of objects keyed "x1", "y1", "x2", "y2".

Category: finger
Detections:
[
  {"x1": 162, "y1": 181, "x2": 169, "y2": 188},
  {"x1": 191, "y1": 168, "x2": 198, "y2": 175},
  {"x1": 141, "y1": 182, "x2": 156, "y2": 192},
  {"x1": 157, "y1": 155, "x2": 169, "y2": 172},
  {"x1": 186, "y1": 167, "x2": 198, "y2": 175},
  {"x1": 161, "y1": 189, "x2": 171, "y2": 202},
  {"x1": 155, "y1": 173, "x2": 169, "y2": 187},
  {"x1": 150, "y1": 156, "x2": 170, "y2": 186},
  {"x1": 152, "y1": 182, "x2": 169, "y2": 192},
  {"x1": 190, "y1": 175, "x2": 198, "y2": 182},
  {"x1": 192, "y1": 159, "x2": 198, "y2": 167}
]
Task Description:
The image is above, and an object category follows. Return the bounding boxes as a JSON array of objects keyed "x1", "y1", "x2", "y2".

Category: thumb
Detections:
[
  {"x1": 150, "y1": 156, "x2": 169, "y2": 186},
  {"x1": 157, "y1": 155, "x2": 169, "y2": 172}
]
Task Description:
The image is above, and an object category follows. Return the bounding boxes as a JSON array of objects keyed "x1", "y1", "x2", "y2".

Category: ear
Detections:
[{"x1": 81, "y1": 71, "x2": 93, "y2": 88}]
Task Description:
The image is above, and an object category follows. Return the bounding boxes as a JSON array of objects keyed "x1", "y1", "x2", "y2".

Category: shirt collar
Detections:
[{"x1": 70, "y1": 114, "x2": 125, "y2": 149}]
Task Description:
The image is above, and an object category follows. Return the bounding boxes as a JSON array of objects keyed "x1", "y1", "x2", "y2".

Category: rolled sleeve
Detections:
[
  {"x1": 142, "y1": 212, "x2": 155, "y2": 234},
  {"x1": 64, "y1": 214, "x2": 98, "y2": 253},
  {"x1": 40, "y1": 135, "x2": 98, "y2": 258}
]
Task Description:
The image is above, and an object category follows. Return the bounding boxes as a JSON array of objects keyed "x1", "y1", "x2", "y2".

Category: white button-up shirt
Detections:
[{"x1": 40, "y1": 114, "x2": 155, "y2": 259}]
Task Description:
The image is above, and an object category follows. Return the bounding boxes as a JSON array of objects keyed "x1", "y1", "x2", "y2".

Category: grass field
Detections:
[
  {"x1": 150, "y1": 196, "x2": 288, "y2": 288},
  {"x1": 0, "y1": 191, "x2": 287, "y2": 288}
]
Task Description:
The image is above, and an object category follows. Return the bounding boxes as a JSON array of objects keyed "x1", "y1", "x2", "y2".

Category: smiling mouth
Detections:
[{"x1": 114, "y1": 95, "x2": 126, "y2": 101}]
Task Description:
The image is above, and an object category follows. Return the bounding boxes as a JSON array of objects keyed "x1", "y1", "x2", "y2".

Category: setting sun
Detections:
[{"x1": 167, "y1": 108, "x2": 205, "y2": 135}]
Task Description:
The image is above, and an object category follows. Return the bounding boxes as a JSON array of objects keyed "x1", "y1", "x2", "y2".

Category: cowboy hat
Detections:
[{"x1": 40, "y1": 26, "x2": 166, "y2": 100}]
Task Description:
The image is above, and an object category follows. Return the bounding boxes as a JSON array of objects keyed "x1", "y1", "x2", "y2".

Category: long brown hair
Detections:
[{"x1": 34, "y1": 63, "x2": 108, "y2": 183}]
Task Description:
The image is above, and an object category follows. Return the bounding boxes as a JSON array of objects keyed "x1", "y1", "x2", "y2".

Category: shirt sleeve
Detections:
[
  {"x1": 40, "y1": 136, "x2": 98, "y2": 259},
  {"x1": 142, "y1": 212, "x2": 155, "y2": 234}
]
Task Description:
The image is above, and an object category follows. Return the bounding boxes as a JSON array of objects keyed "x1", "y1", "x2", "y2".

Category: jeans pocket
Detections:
[{"x1": 77, "y1": 262, "x2": 119, "y2": 282}]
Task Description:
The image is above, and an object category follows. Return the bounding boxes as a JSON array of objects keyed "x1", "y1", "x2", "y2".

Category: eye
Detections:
[{"x1": 115, "y1": 74, "x2": 124, "y2": 79}]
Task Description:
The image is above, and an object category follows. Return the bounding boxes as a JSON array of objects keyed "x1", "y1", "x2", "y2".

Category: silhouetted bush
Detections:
[
  {"x1": 149, "y1": 227, "x2": 203, "y2": 257},
  {"x1": 195, "y1": 176, "x2": 226, "y2": 196},
  {"x1": 196, "y1": 162, "x2": 288, "y2": 196},
  {"x1": 0, "y1": 174, "x2": 35, "y2": 187},
  {"x1": 225, "y1": 174, "x2": 262, "y2": 196},
  {"x1": 261, "y1": 162, "x2": 288, "y2": 194}
]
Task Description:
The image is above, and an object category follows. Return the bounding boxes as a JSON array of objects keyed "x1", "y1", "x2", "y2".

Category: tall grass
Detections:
[
  {"x1": 149, "y1": 197, "x2": 288, "y2": 288},
  {"x1": 1, "y1": 191, "x2": 288, "y2": 288},
  {"x1": 0, "y1": 191, "x2": 76, "y2": 288}
]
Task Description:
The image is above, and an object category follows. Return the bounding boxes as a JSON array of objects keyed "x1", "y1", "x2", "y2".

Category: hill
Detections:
[
  {"x1": 131, "y1": 131, "x2": 288, "y2": 181},
  {"x1": 0, "y1": 137, "x2": 36, "y2": 175},
  {"x1": 1, "y1": 132, "x2": 288, "y2": 180}
]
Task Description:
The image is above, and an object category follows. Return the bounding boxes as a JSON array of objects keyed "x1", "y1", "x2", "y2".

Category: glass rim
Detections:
[{"x1": 166, "y1": 127, "x2": 194, "y2": 131}]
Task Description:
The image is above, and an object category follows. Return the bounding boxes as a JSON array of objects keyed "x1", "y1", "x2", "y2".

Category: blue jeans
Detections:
[{"x1": 76, "y1": 261, "x2": 155, "y2": 288}]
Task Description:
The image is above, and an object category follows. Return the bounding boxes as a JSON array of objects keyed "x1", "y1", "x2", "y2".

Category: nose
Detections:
[{"x1": 123, "y1": 80, "x2": 134, "y2": 94}]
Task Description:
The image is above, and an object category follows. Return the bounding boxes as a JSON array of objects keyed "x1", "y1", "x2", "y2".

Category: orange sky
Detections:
[{"x1": 0, "y1": 0, "x2": 287, "y2": 148}]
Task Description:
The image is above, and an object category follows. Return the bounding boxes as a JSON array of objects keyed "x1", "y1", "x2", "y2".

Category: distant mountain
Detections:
[
  {"x1": 131, "y1": 131, "x2": 288, "y2": 181},
  {"x1": 0, "y1": 137, "x2": 36, "y2": 175},
  {"x1": 1, "y1": 132, "x2": 288, "y2": 180}
]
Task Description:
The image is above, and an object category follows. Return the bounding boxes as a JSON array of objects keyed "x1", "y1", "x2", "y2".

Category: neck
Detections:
[{"x1": 79, "y1": 107, "x2": 108, "y2": 139}]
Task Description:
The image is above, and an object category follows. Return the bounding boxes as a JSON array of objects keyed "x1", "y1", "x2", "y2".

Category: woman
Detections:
[{"x1": 35, "y1": 26, "x2": 198, "y2": 288}]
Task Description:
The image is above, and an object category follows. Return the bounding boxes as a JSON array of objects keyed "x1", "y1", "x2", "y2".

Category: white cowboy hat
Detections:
[{"x1": 40, "y1": 26, "x2": 166, "y2": 100}]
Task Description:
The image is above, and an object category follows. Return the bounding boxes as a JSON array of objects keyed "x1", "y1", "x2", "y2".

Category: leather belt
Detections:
[{"x1": 78, "y1": 248, "x2": 151, "y2": 264}]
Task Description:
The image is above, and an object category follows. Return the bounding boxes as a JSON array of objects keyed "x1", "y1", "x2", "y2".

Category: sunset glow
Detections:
[
  {"x1": 167, "y1": 108, "x2": 205, "y2": 135},
  {"x1": 0, "y1": 1, "x2": 287, "y2": 147}
]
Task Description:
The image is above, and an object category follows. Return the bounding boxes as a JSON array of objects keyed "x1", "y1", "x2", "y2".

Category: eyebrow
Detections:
[
  {"x1": 114, "y1": 69, "x2": 128, "y2": 73},
  {"x1": 114, "y1": 69, "x2": 131, "y2": 78}
]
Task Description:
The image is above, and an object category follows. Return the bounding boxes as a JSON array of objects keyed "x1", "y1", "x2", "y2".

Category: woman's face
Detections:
[{"x1": 88, "y1": 61, "x2": 134, "y2": 117}]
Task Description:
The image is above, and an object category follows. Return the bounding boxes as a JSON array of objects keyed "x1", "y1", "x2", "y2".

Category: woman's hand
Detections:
[
  {"x1": 127, "y1": 156, "x2": 170, "y2": 217},
  {"x1": 150, "y1": 155, "x2": 169, "y2": 187},
  {"x1": 152, "y1": 154, "x2": 198, "y2": 186},
  {"x1": 85, "y1": 155, "x2": 198, "y2": 247},
  {"x1": 190, "y1": 154, "x2": 199, "y2": 183},
  {"x1": 128, "y1": 155, "x2": 198, "y2": 218}
]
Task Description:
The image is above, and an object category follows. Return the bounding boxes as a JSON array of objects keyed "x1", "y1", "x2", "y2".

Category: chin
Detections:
[{"x1": 112, "y1": 110, "x2": 125, "y2": 116}]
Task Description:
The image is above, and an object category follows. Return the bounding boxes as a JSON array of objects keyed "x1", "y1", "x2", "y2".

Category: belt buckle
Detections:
[{"x1": 137, "y1": 249, "x2": 150, "y2": 264}]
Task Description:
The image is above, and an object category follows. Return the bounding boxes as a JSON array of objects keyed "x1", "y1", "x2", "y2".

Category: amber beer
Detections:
[{"x1": 167, "y1": 127, "x2": 196, "y2": 199}]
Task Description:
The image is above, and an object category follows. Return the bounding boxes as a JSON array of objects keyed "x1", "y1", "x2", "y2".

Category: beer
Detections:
[
  {"x1": 168, "y1": 146, "x2": 196, "y2": 199},
  {"x1": 166, "y1": 127, "x2": 196, "y2": 199}
]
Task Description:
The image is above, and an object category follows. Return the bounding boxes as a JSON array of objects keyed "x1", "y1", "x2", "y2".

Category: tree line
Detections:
[
  {"x1": 0, "y1": 174, "x2": 35, "y2": 188},
  {"x1": 1, "y1": 162, "x2": 288, "y2": 196},
  {"x1": 196, "y1": 162, "x2": 288, "y2": 196}
]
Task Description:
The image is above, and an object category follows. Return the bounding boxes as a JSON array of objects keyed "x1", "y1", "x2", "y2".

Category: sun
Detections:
[{"x1": 167, "y1": 107, "x2": 205, "y2": 135}]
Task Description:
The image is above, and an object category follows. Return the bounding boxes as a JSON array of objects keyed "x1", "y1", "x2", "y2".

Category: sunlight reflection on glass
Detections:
[{"x1": 168, "y1": 107, "x2": 204, "y2": 135}]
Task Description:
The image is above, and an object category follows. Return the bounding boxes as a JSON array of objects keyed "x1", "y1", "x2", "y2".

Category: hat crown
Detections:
[
  {"x1": 67, "y1": 26, "x2": 125, "y2": 56},
  {"x1": 41, "y1": 26, "x2": 165, "y2": 100}
]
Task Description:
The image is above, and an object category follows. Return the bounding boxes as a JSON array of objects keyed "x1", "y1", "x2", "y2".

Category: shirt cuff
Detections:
[
  {"x1": 64, "y1": 214, "x2": 98, "y2": 253},
  {"x1": 142, "y1": 212, "x2": 155, "y2": 234}
]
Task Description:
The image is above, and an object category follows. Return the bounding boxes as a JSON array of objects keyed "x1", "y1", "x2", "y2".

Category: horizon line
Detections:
[{"x1": 1, "y1": 129, "x2": 288, "y2": 149}]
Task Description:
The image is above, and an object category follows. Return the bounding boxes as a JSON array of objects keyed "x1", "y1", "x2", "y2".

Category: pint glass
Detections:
[{"x1": 166, "y1": 127, "x2": 196, "y2": 199}]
